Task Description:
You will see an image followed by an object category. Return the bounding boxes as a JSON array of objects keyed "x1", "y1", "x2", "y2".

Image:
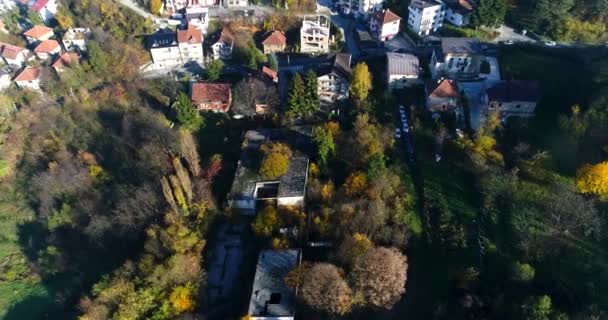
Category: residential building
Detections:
[
  {"x1": 228, "y1": 128, "x2": 310, "y2": 214},
  {"x1": 0, "y1": 0, "x2": 16, "y2": 14},
  {"x1": 386, "y1": 52, "x2": 419, "y2": 89},
  {"x1": 33, "y1": 39, "x2": 60, "y2": 59},
  {"x1": 23, "y1": 25, "x2": 54, "y2": 44},
  {"x1": 370, "y1": 9, "x2": 401, "y2": 42},
  {"x1": 483, "y1": 80, "x2": 541, "y2": 119},
  {"x1": 429, "y1": 37, "x2": 483, "y2": 79},
  {"x1": 0, "y1": 70, "x2": 11, "y2": 90},
  {"x1": 317, "y1": 53, "x2": 351, "y2": 104},
  {"x1": 190, "y1": 82, "x2": 232, "y2": 112},
  {"x1": 247, "y1": 249, "x2": 301, "y2": 320},
  {"x1": 0, "y1": 19, "x2": 7, "y2": 34},
  {"x1": 146, "y1": 31, "x2": 181, "y2": 68},
  {"x1": 25, "y1": 0, "x2": 58, "y2": 23},
  {"x1": 165, "y1": 0, "x2": 217, "y2": 14},
  {"x1": 211, "y1": 28, "x2": 234, "y2": 60},
  {"x1": 445, "y1": 0, "x2": 473, "y2": 27},
  {"x1": 223, "y1": 0, "x2": 247, "y2": 7},
  {"x1": 407, "y1": 0, "x2": 445, "y2": 35},
  {"x1": 356, "y1": 29, "x2": 376, "y2": 51},
  {"x1": 261, "y1": 31, "x2": 286, "y2": 54},
  {"x1": 339, "y1": 0, "x2": 383, "y2": 17},
  {"x1": 185, "y1": 7, "x2": 209, "y2": 35},
  {"x1": 51, "y1": 52, "x2": 79, "y2": 73},
  {"x1": 62, "y1": 28, "x2": 90, "y2": 52},
  {"x1": 177, "y1": 24, "x2": 204, "y2": 62},
  {"x1": 426, "y1": 78, "x2": 463, "y2": 122},
  {"x1": 300, "y1": 15, "x2": 331, "y2": 54},
  {"x1": 0, "y1": 42, "x2": 30, "y2": 66},
  {"x1": 14, "y1": 67, "x2": 41, "y2": 90},
  {"x1": 261, "y1": 66, "x2": 278, "y2": 83}
]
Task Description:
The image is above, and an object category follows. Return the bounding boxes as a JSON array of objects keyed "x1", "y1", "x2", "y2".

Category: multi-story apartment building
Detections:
[
  {"x1": 407, "y1": 0, "x2": 445, "y2": 35},
  {"x1": 338, "y1": 0, "x2": 383, "y2": 17},
  {"x1": 146, "y1": 26, "x2": 204, "y2": 68},
  {"x1": 165, "y1": 0, "x2": 217, "y2": 14},
  {"x1": 300, "y1": 15, "x2": 331, "y2": 54},
  {"x1": 177, "y1": 24, "x2": 204, "y2": 62},
  {"x1": 317, "y1": 53, "x2": 352, "y2": 105},
  {"x1": 0, "y1": 0, "x2": 16, "y2": 14},
  {"x1": 429, "y1": 37, "x2": 483, "y2": 79},
  {"x1": 369, "y1": 9, "x2": 401, "y2": 42}
]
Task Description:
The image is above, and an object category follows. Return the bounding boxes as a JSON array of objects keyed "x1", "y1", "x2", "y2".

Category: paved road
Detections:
[
  {"x1": 493, "y1": 25, "x2": 534, "y2": 43},
  {"x1": 316, "y1": 0, "x2": 360, "y2": 57}
]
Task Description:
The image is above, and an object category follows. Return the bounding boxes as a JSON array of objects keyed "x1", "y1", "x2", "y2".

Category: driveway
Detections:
[
  {"x1": 459, "y1": 81, "x2": 487, "y2": 131},
  {"x1": 494, "y1": 25, "x2": 534, "y2": 43}
]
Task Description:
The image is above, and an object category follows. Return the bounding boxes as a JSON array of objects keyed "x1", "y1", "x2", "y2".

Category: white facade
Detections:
[
  {"x1": 1, "y1": 45, "x2": 30, "y2": 67},
  {"x1": 29, "y1": 0, "x2": 58, "y2": 23},
  {"x1": 445, "y1": 8, "x2": 467, "y2": 26},
  {"x1": 300, "y1": 16, "x2": 331, "y2": 54},
  {"x1": 149, "y1": 42, "x2": 182, "y2": 68},
  {"x1": 223, "y1": 0, "x2": 248, "y2": 7},
  {"x1": 178, "y1": 41, "x2": 203, "y2": 62},
  {"x1": 211, "y1": 40, "x2": 232, "y2": 60},
  {"x1": 339, "y1": 0, "x2": 383, "y2": 17},
  {"x1": 318, "y1": 73, "x2": 349, "y2": 103},
  {"x1": 15, "y1": 78, "x2": 40, "y2": 90},
  {"x1": 370, "y1": 10, "x2": 401, "y2": 42},
  {"x1": 0, "y1": 0, "x2": 16, "y2": 14},
  {"x1": 165, "y1": 0, "x2": 216, "y2": 13},
  {"x1": 185, "y1": 7, "x2": 209, "y2": 35},
  {"x1": 62, "y1": 28, "x2": 90, "y2": 52},
  {"x1": 0, "y1": 71, "x2": 10, "y2": 90},
  {"x1": 407, "y1": 0, "x2": 445, "y2": 35}
]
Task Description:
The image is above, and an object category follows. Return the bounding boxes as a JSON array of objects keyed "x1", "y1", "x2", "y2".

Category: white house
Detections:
[
  {"x1": 177, "y1": 24, "x2": 204, "y2": 63},
  {"x1": 0, "y1": 70, "x2": 11, "y2": 90},
  {"x1": 33, "y1": 39, "x2": 60, "y2": 60},
  {"x1": 62, "y1": 28, "x2": 90, "y2": 52},
  {"x1": 223, "y1": 0, "x2": 247, "y2": 7},
  {"x1": 23, "y1": 25, "x2": 54, "y2": 44},
  {"x1": 445, "y1": 0, "x2": 474, "y2": 27},
  {"x1": 184, "y1": 7, "x2": 209, "y2": 35},
  {"x1": 426, "y1": 78, "x2": 463, "y2": 122},
  {"x1": 51, "y1": 52, "x2": 79, "y2": 73},
  {"x1": 369, "y1": 9, "x2": 401, "y2": 42},
  {"x1": 407, "y1": 0, "x2": 445, "y2": 35},
  {"x1": 300, "y1": 15, "x2": 331, "y2": 54},
  {"x1": 14, "y1": 67, "x2": 41, "y2": 90},
  {"x1": 211, "y1": 28, "x2": 234, "y2": 60},
  {"x1": 386, "y1": 52, "x2": 419, "y2": 89},
  {"x1": 339, "y1": 0, "x2": 383, "y2": 17},
  {"x1": 165, "y1": 0, "x2": 217, "y2": 14},
  {"x1": 483, "y1": 80, "x2": 541, "y2": 120},
  {"x1": 429, "y1": 37, "x2": 483, "y2": 79},
  {"x1": 247, "y1": 249, "x2": 301, "y2": 320},
  {"x1": 28, "y1": 0, "x2": 58, "y2": 23},
  {"x1": 146, "y1": 31, "x2": 182, "y2": 68},
  {"x1": 317, "y1": 53, "x2": 352, "y2": 104},
  {"x1": 0, "y1": 0, "x2": 16, "y2": 14},
  {"x1": 0, "y1": 43, "x2": 30, "y2": 67}
]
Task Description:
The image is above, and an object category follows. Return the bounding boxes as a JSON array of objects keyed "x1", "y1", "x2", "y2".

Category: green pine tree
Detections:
[
  {"x1": 173, "y1": 92, "x2": 204, "y2": 131},
  {"x1": 288, "y1": 73, "x2": 306, "y2": 118},
  {"x1": 304, "y1": 69, "x2": 320, "y2": 115}
]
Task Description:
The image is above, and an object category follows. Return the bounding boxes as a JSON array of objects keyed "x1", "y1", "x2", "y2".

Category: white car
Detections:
[
  {"x1": 395, "y1": 128, "x2": 401, "y2": 139},
  {"x1": 504, "y1": 40, "x2": 514, "y2": 45},
  {"x1": 544, "y1": 40, "x2": 557, "y2": 46},
  {"x1": 402, "y1": 124, "x2": 409, "y2": 133},
  {"x1": 399, "y1": 105, "x2": 405, "y2": 112}
]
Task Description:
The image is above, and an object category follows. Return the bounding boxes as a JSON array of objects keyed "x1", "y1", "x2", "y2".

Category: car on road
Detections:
[
  {"x1": 395, "y1": 128, "x2": 401, "y2": 139},
  {"x1": 544, "y1": 40, "x2": 557, "y2": 46},
  {"x1": 402, "y1": 124, "x2": 410, "y2": 133},
  {"x1": 504, "y1": 40, "x2": 514, "y2": 45}
]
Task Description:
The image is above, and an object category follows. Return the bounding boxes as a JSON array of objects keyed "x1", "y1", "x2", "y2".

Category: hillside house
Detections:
[
  {"x1": 23, "y1": 25, "x2": 53, "y2": 44},
  {"x1": 33, "y1": 39, "x2": 60, "y2": 60},
  {"x1": 261, "y1": 31, "x2": 286, "y2": 54},
  {"x1": 407, "y1": 0, "x2": 445, "y2": 35},
  {"x1": 190, "y1": 82, "x2": 232, "y2": 112},
  {"x1": 300, "y1": 15, "x2": 331, "y2": 54},
  {"x1": 185, "y1": 7, "x2": 210, "y2": 35},
  {"x1": 483, "y1": 80, "x2": 541, "y2": 120},
  {"x1": 429, "y1": 37, "x2": 483, "y2": 79},
  {"x1": 317, "y1": 53, "x2": 352, "y2": 104},
  {"x1": 14, "y1": 67, "x2": 41, "y2": 90},
  {"x1": 177, "y1": 24, "x2": 204, "y2": 63},
  {"x1": 370, "y1": 9, "x2": 401, "y2": 42},
  {"x1": 24, "y1": 0, "x2": 58, "y2": 23},
  {"x1": 426, "y1": 78, "x2": 463, "y2": 122},
  {"x1": 51, "y1": 52, "x2": 79, "y2": 73},
  {"x1": 62, "y1": 28, "x2": 90, "y2": 52},
  {"x1": 1, "y1": 43, "x2": 30, "y2": 67},
  {"x1": 445, "y1": 0, "x2": 473, "y2": 27},
  {"x1": 211, "y1": 28, "x2": 234, "y2": 60},
  {"x1": 386, "y1": 52, "x2": 420, "y2": 89}
]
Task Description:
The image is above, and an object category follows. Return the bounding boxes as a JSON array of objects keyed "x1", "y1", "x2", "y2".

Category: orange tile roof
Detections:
[
  {"x1": 429, "y1": 79, "x2": 460, "y2": 98},
  {"x1": 52, "y1": 52, "x2": 80, "y2": 68},
  {"x1": 177, "y1": 25, "x2": 203, "y2": 44},
  {"x1": 23, "y1": 25, "x2": 53, "y2": 39},
  {"x1": 261, "y1": 66, "x2": 277, "y2": 80},
  {"x1": 14, "y1": 67, "x2": 41, "y2": 82},
  {"x1": 34, "y1": 39, "x2": 60, "y2": 53},
  {"x1": 262, "y1": 31, "x2": 286, "y2": 46},
  {"x1": 1, "y1": 43, "x2": 28, "y2": 60},
  {"x1": 191, "y1": 83, "x2": 231, "y2": 102},
  {"x1": 373, "y1": 9, "x2": 401, "y2": 25}
]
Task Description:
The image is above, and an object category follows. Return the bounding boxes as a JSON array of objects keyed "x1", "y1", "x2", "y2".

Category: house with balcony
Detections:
[
  {"x1": 300, "y1": 15, "x2": 331, "y2": 54},
  {"x1": 211, "y1": 28, "x2": 234, "y2": 60},
  {"x1": 177, "y1": 24, "x2": 204, "y2": 63},
  {"x1": 483, "y1": 80, "x2": 541, "y2": 120},
  {"x1": 62, "y1": 28, "x2": 90, "y2": 52},
  {"x1": 370, "y1": 9, "x2": 401, "y2": 42},
  {"x1": 261, "y1": 31, "x2": 286, "y2": 54},
  {"x1": 429, "y1": 37, "x2": 483, "y2": 79},
  {"x1": 33, "y1": 39, "x2": 60, "y2": 60},
  {"x1": 426, "y1": 78, "x2": 463, "y2": 123},
  {"x1": 407, "y1": 0, "x2": 445, "y2": 35},
  {"x1": 190, "y1": 82, "x2": 232, "y2": 112},
  {"x1": 317, "y1": 53, "x2": 352, "y2": 105},
  {"x1": 23, "y1": 25, "x2": 54, "y2": 44},
  {"x1": 339, "y1": 0, "x2": 384, "y2": 17}
]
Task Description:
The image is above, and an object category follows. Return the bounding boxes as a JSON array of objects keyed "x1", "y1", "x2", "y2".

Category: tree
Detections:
[
  {"x1": 337, "y1": 233, "x2": 372, "y2": 267},
  {"x1": 260, "y1": 142, "x2": 292, "y2": 179},
  {"x1": 55, "y1": 6, "x2": 74, "y2": 29},
  {"x1": 287, "y1": 73, "x2": 307, "y2": 117},
  {"x1": 343, "y1": 171, "x2": 367, "y2": 197},
  {"x1": 350, "y1": 247, "x2": 407, "y2": 309},
  {"x1": 350, "y1": 63, "x2": 372, "y2": 102},
  {"x1": 312, "y1": 126, "x2": 335, "y2": 167},
  {"x1": 27, "y1": 9, "x2": 42, "y2": 25},
  {"x1": 511, "y1": 262, "x2": 535, "y2": 282},
  {"x1": 367, "y1": 153, "x2": 386, "y2": 179},
  {"x1": 88, "y1": 41, "x2": 109, "y2": 74},
  {"x1": 150, "y1": 0, "x2": 163, "y2": 14},
  {"x1": 206, "y1": 60, "x2": 224, "y2": 81},
  {"x1": 252, "y1": 204, "x2": 281, "y2": 237},
  {"x1": 268, "y1": 53, "x2": 278, "y2": 71},
  {"x1": 169, "y1": 283, "x2": 196, "y2": 313},
  {"x1": 470, "y1": 0, "x2": 507, "y2": 27},
  {"x1": 520, "y1": 295, "x2": 553, "y2": 320},
  {"x1": 304, "y1": 69, "x2": 320, "y2": 114},
  {"x1": 576, "y1": 161, "x2": 608, "y2": 199},
  {"x1": 173, "y1": 92, "x2": 204, "y2": 131},
  {"x1": 300, "y1": 263, "x2": 352, "y2": 315},
  {"x1": 244, "y1": 40, "x2": 267, "y2": 70},
  {"x1": 180, "y1": 130, "x2": 202, "y2": 177}
]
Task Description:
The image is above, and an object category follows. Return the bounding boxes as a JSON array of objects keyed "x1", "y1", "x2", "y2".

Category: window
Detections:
[{"x1": 516, "y1": 104, "x2": 521, "y2": 109}]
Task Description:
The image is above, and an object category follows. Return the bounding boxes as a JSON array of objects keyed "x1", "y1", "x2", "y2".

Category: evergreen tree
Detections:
[
  {"x1": 288, "y1": 73, "x2": 306, "y2": 117},
  {"x1": 205, "y1": 60, "x2": 224, "y2": 81},
  {"x1": 173, "y1": 92, "x2": 204, "y2": 131},
  {"x1": 304, "y1": 69, "x2": 320, "y2": 115},
  {"x1": 268, "y1": 53, "x2": 278, "y2": 71},
  {"x1": 470, "y1": 0, "x2": 507, "y2": 27}
]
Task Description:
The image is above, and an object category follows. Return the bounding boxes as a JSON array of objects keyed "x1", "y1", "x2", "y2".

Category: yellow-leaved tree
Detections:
[
  {"x1": 350, "y1": 63, "x2": 372, "y2": 102},
  {"x1": 259, "y1": 142, "x2": 292, "y2": 179},
  {"x1": 150, "y1": 0, "x2": 163, "y2": 14},
  {"x1": 576, "y1": 161, "x2": 608, "y2": 199},
  {"x1": 169, "y1": 283, "x2": 196, "y2": 313}
]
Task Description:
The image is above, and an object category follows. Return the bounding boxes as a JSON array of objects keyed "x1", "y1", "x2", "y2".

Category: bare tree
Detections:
[
  {"x1": 350, "y1": 247, "x2": 408, "y2": 309},
  {"x1": 300, "y1": 263, "x2": 352, "y2": 316},
  {"x1": 179, "y1": 130, "x2": 201, "y2": 177}
]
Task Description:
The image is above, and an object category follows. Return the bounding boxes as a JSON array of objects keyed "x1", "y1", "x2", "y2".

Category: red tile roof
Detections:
[
  {"x1": 261, "y1": 66, "x2": 277, "y2": 81},
  {"x1": 34, "y1": 39, "x2": 60, "y2": 53},
  {"x1": 31, "y1": 0, "x2": 51, "y2": 11},
  {"x1": 23, "y1": 25, "x2": 53, "y2": 39},
  {"x1": 177, "y1": 25, "x2": 203, "y2": 44},
  {"x1": 261, "y1": 31, "x2": 286, "y2": 46},
  {"x1": 429, "y1": 79, "x2": 460, "y2": 98},
  {"x1": 14, "y1": 67, "x2": 41, "y2": 82},
  {"x1": 1, "y1": 43, "x2": 28, "y2": 60},
  {"x1": 373, "y1": 9, "x2": 401, "y2": 25},
  {"x1": 52, "y1": 52, "x2": 80, "y2": 68},
  {"x1": 191, "y1": 83, "x2": 231, "y2": 102}
]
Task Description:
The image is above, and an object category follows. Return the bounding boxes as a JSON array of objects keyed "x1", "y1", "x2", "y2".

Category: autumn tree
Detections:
[
  {"x1": 300, "y1": 263, "x2": 352, "y2": 315},
  {"x1": 337, "y1": 233, "x2": 372, "y2": 267},
  {"x1": 150, "y1": 0, "x2": 163, "y2": 14},
  {"x1": 575, "y1": 161, "x2": 608, "y2": 199},
  {"x1": 173, "y1": 92, "x2": 204, "y2": 131},
  {"x1": 259, "y1": 142, "x2": 292, "y2": 179},
  {"x1": 252, "y1": 204, "x2": 281, "y2": 237},
  {"x1": 350, "y1": 62, "x2": 372, "y2": 102},
  {"x1": 350, "y1": 247, "x2": 407, "y2": 309},
  {"x1": 169, "y1": 283, "x2": 196, "y2": 313},
  {"x1": 343, "y1": 171, "x2": 367, "y2": 197},
  {"x1": 180, "y1": 130, "x2": 202, "y2": 177},
  {"x1": 55, "y1": 6, "x2": 74, "y2": 29},
  {"x1": 511, "y1": 262, "x2": 535, "y2": 282},
  {"x1": 87, "y1": 41, "x2": 109, "y2": 75}
]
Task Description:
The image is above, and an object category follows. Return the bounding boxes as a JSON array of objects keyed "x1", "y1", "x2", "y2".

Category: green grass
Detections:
[{"x1": 439, "y1": 24, "x2": 499, "y2": 41}]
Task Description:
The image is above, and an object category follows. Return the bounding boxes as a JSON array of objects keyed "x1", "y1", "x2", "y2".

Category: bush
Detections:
[{"x1": 511, "y1": 262, "x2": 535, "y2": 282}]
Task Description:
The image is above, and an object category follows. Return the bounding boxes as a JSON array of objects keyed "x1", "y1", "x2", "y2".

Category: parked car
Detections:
[
  {"x1": 504, "y1": 40, "x2": 514, "y2": 45},
  {"x1": 544, "y1": 40, "x2": 557, "y2": 46},
  {"x1": 402, "y1": 124, "x2": 409, "y2": 133},
  {"x1": 395, "y1": 128, "x2": 401, "y2": 139}
]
